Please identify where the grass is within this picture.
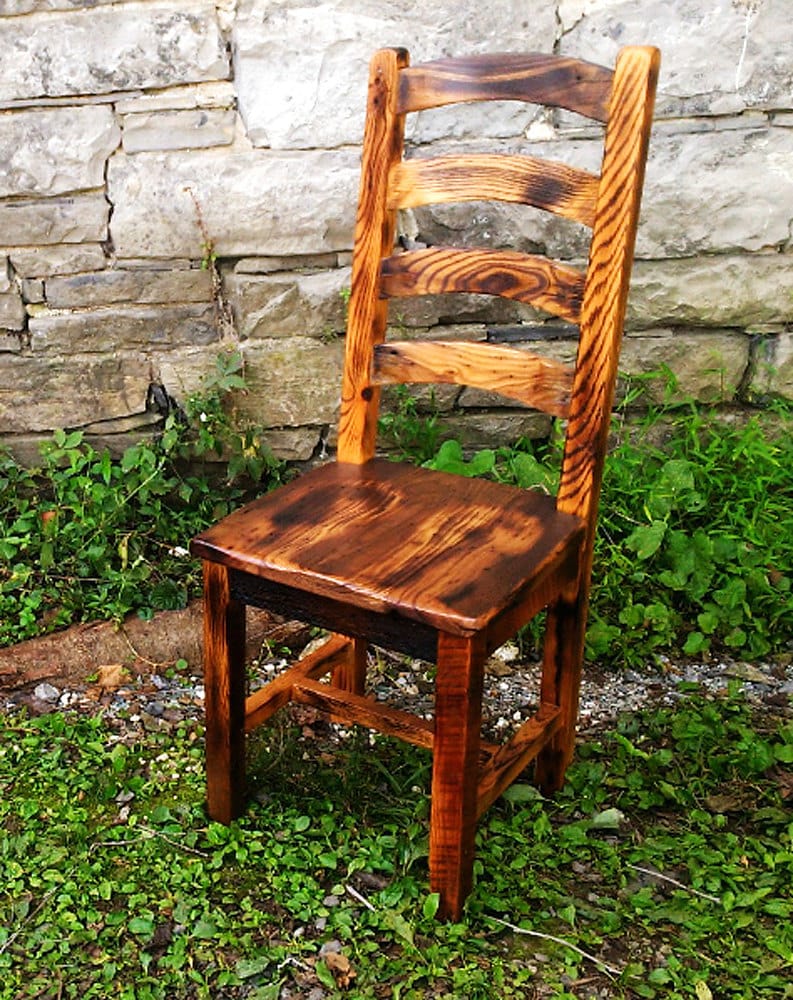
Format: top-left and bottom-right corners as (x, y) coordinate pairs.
(1, 688), (791, 999)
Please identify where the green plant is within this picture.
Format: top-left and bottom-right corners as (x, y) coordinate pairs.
(0, 351), (283, 647)
(1, 688), (791, 998)
(381, 387), (793, 666)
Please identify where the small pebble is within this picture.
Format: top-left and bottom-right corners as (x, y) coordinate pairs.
(33, 683), (59, 703)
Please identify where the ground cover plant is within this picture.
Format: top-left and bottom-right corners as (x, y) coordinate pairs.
(1, 688), (791, 998)
(0, 351), (283, 647)
(381, 386), (793, 669)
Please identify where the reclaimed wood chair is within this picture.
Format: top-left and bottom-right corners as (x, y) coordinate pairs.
(191, 45), (659, 920)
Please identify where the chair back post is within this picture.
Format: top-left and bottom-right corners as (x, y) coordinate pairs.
(557, 45), (660, 581)
(337, 47), (409, 464)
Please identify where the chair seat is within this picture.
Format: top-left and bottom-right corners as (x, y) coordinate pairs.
(191, 458), (585, 637)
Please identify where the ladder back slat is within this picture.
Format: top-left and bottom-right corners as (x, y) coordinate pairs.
(388, 154), (598, 227)
(372, 340), (573, 418)
(398, 53), (613, 121)
(380, 247), (584, 324)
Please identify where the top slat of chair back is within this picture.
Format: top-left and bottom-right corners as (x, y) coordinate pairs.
(337, 47), (659, 538)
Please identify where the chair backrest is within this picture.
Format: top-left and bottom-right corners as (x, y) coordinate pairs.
(337, 46), (659, 569)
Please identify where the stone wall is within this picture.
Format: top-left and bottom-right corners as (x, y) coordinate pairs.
(1, 0), (791, 463)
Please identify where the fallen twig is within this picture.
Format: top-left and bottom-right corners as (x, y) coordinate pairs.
(345, 883), (376, 911)
(486, 916), (623, 977)
(628, 863), (722, 904)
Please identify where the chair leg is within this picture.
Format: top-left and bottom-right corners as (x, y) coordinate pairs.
(430, 632), (485, 921)
(331, 635), (367, 695)
(202, 562), (247, 824)
(534, 593), (587, 795)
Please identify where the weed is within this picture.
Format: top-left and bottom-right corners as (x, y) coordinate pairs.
(0, 690), (790, 998)
(0, 351), (283, 647)
(379, 391), (793, 667)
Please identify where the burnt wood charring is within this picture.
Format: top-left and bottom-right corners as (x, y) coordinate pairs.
(191, 44), (659, 921)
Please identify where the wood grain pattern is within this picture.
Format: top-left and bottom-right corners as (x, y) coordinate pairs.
(388, 154), (598, 226)
(293, 678), (435, 749)
(192, 458), (585, 636)
(202, 562), (246, 824)
(337, 48), (408, 464)
(380, 248), (585, 323)
(244, 633), (352, 732)
(430, 632), (486, 921)
(372, 340), (573, 417)
(398, 52), (613, 122)
(193, 44), (660, 921)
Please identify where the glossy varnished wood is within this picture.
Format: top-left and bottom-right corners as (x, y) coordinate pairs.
(380, 248), (585, 323)
(337, 48), (408, 464)
(388, 154), (599, 226)
(193, 44), (659, 922)
(372, 340), (573, 417)
(398, 53), (613, 121)
(192, 459), (586, 636)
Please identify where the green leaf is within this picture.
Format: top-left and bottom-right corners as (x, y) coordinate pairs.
(128, 916), (155, 937)
(423, 893), (440, 920)
(627, 521), (667, 560)
(293, 815), (311, 832)
(590, 808), (624, 830)
(502, 783), (543, 803)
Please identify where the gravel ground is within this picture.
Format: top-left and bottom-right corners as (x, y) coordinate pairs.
(5, 637), (792, 742)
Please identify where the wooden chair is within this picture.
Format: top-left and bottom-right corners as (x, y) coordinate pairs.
(191, 45), (659, 921)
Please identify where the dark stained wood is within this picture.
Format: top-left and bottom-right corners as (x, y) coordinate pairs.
(192, 44), (659, 921)
(538, 47), (661, 791)
(192, 458), (585, 637)
(430, 632), (486, 921)
(228, 567), (439, 662)
(202, 562), (246, 824)
(388, 154), (598, 226)
(476, 702), (561, 817)
(380, 247), (585, 324)
(331, 635), (368, 696)
(398, 52), (613, 122)
(372, 340), (573, 417)
(292, 678), (436, 749)
(337, 48), (408, 464)
(244, 634), (352, 731)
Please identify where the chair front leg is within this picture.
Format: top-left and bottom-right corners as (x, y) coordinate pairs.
(202, 562), (247, 824)
(534, 592), (587, 795)
(430, 631), (486, 921)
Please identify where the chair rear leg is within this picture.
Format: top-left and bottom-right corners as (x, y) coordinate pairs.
(202, 562), (247, 824)
(331, 636), (368, 695)
(430, 632), (485, 921)
(534, 593), (587, 795)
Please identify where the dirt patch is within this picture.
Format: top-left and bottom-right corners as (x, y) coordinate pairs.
(0, 601), (311, 694)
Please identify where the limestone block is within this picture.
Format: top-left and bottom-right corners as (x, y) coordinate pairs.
(263, 427), (323, 462)
(155, 337), (345, 429)
(638, 127), (793, 256)
(0, 2), (229, 101)
(435, 411), (553, 451)
(226, 268), (350, 340)
(0, 107), (119, 199)
(1, 0), (117, 13)
(0, 352), (151, 433)
(115, 82), (236, 115)
(8, 244), (108, 278)
(620, 329), (750, 404)
(108, 147), (359, 259)
(0, 256), (9, 292)
(628, 254), (793, 329)
(0, 194), (109, 246)
(750, 331), (793, 400)
(29, 303), (220, 353)
(233, 0), (557, 149)
(46, 268), (212, 309)
(0, 331), (22, 354)
(0, 288), (25, 330)
(121, 109), (237, 153)
(560, 0), (793, 117)
(235, 337), (345, 428)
